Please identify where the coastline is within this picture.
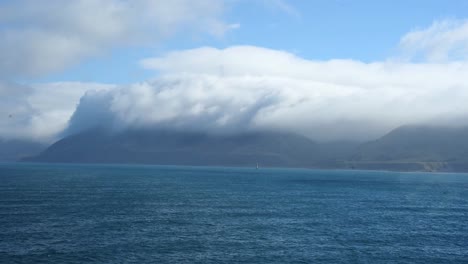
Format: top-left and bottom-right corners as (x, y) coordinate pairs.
(4, 160), (468, 175)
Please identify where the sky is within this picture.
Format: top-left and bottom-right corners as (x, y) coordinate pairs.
(2, 0), (468, 143)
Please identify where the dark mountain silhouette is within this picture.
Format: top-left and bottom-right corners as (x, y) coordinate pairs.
(21, 125), (468, 172)
(24, 128), (338, 167)
(349, 125), (468, 172)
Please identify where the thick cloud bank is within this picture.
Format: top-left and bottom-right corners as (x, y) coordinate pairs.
(67, 44), (468, 141)
(0, 0), (231, 142)
(4, 18), (468, 142)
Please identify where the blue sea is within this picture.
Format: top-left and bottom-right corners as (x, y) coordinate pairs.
(1, 163), (467, 263)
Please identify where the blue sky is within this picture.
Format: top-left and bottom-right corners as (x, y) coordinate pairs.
(35, 0), (468, 84)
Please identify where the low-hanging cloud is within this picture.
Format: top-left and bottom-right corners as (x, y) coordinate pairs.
(68, 42), (468, 142)
(0, 0), (233, 142)
(0, 81), (113, 142)
(6, 18), (468, 142)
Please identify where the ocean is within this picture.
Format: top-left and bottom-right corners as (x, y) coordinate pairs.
(0, 163), (467, 263)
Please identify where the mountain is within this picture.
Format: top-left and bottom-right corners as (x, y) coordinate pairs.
(22, 125), (468, 172)
(349, 125), (468, 172)
(24, 128), (339, 168)
(0, 139), (46, 162)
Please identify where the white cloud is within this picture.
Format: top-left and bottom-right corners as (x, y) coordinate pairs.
(68, 45), (468, 141)
(261, 0), (300, 18)
(399, 19), (468, 62)
(0, 81), (113, 142)
(0, 0), (231, 77)
(0, 0), (236, 141)
(5, 18), (468, 142)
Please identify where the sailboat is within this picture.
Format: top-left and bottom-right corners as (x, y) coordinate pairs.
(256, 162), (259, 169)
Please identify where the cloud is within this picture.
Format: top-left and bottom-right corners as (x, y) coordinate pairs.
(0, 0), (231, 77)
(261, 0), (300, 18)
(0, 81), (113, 142)
(67, 45), (468, 141)
(5, 18), (468, 142)
(399, 19), (468, 62)
(66, 75), (283, 136)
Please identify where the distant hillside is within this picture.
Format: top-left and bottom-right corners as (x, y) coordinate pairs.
(349, 125), (468, 172)
(24, 129), (341, 168)
(0, 139), (46, 162)
(22, 125), (468, 172)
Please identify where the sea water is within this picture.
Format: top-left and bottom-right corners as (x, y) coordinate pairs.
(0, 163), (467, 263)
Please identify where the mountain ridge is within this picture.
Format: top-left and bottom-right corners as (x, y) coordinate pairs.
(24, 129), (328, 167)
(21, 124), (468, 172)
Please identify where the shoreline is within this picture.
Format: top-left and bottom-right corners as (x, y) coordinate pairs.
(3, 161), (468, 175)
